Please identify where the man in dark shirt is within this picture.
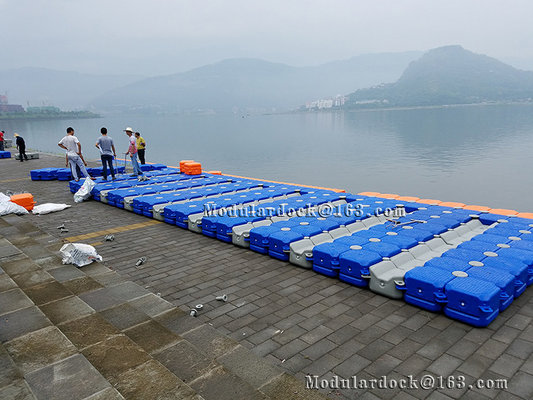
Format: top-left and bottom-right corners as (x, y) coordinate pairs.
(14, 133), (28, 162)
(0, 130), (5, 151)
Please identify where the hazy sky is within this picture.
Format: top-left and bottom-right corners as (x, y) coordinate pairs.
(1, 0), (532, 76)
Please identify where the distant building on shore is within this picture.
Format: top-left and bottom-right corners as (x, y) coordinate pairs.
(0, 95), (24, 113)
(305, 95), (346, 110)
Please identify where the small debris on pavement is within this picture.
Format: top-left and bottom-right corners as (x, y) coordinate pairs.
(135, 256), (146, 267)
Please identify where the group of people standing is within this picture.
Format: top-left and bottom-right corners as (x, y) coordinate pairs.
(0, 130), (28, 161)
(58, 126), (147, 182)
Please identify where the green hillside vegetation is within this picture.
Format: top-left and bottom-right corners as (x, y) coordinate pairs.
(344, 45), (533, 108)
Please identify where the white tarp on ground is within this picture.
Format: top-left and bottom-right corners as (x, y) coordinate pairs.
(32, 203), (71, 215)
(0, 193), (29, 216)
(74, 178), (95, 203)
(60, 243), (102, 267)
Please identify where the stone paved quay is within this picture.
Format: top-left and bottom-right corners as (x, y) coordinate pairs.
(1, 153), (533, 400)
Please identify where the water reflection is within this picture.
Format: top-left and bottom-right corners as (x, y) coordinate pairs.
(1, 104), (532, 211)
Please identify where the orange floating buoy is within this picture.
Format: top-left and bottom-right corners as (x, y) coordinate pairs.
(463, 205), (491, 212)
(206, 170), (222, 175)
(358, 191), (381, 196)
(439, 201), (466, 208)
(515, 212), (533, 219)
(396, 196), (420, 202)
(418, 198), (442, 205)
(179, 160), (194, 172)
(10, 193), (36, 211)
(489, 208), (518, 216)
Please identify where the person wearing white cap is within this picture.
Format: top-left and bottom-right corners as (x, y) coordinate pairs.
(124, 127), (146, 181)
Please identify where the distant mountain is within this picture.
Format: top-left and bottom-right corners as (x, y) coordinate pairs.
(89, 52), (421, 113)
(0, 68), (143, 109)
(344, 46), (533, 108)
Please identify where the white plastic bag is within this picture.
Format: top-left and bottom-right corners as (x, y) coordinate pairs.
(32, 203), (72, 215)
(0, 192), (29, 216)
(73, 178), (95, 203)
(60, 243), (102, 267)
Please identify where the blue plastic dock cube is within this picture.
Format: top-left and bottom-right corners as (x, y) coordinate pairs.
(339, 248), (382, 287)
(444, 277), (500, 327)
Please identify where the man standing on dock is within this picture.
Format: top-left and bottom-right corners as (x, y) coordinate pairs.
(135, 131), (146, 164)
(124, 127), (147, 181)
(14, 133), (28, 162)
(0, 130), (4, 151)
(95, 127), (116, 181)
(58, 127), (92, 182)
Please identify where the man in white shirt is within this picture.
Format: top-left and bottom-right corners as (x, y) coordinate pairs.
(58, 127), (91, 182)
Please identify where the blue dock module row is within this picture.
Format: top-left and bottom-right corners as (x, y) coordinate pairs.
(201, 189), (311, 241)
(247, 192), (348, 255)
(105, 178), (243, 209)
(132, 180), (260, 217)
(123, 176), (234, 210)
(288, 197), (401, 268)
(314, 206), (479, 285)
(403, 267), (501, 327)
(30, 168), (60, 181)
(196, 186), (303, 236)
(139, 163), (168, 171)
(92, 173), (209, 200)
(369, 210), (488, 299)
(162, 183), (274, 228)
(0, 151), (12, 158)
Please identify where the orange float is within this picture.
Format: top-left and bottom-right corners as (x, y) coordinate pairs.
(463, 205), (491, 212)
(418, 198), (442, 205)
(10, 193), (36, 211)
(439, 201), (466, 208)
(489, 208), (518, 216)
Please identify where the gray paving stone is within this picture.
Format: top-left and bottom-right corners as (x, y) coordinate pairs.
(10, 269), (54, 289)
(59, 313), (121, 350)
(0, 238), (21, 259)
(25, 354), (110, 400)
(99, 302), (151, 331)
(488, 354), (523, 378)
(332, 353), (371, 379)
(0, 288), (34, 316)
(0, 306), (51, 342)
(506, 371), (533, 399)
(124, 320), (180, 354)
(154, 339), (216, 383)
(128, 293), (175, 317)
(4, 326), (77, 374)
(426, 354), (463, 377)
(47, 265), (86, 282)
(182, 324), (239, 359)
(0, 274), (17, 293)
(190, 365), (267, 400)
(40, 296), (94, 324)
(82, 387), (125, 400)
(24, 281), (73, 306)
(0, 379), (36, 400)
(217, 345), (283, 389)
(112, 359), (199, 400)
(301, 338), (337, 361)
(0, 345), (22, 388)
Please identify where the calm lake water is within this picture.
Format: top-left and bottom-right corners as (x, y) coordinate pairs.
(2, 104), (533, 212)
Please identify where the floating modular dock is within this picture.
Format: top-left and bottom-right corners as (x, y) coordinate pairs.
(30, 164), (533, 327)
